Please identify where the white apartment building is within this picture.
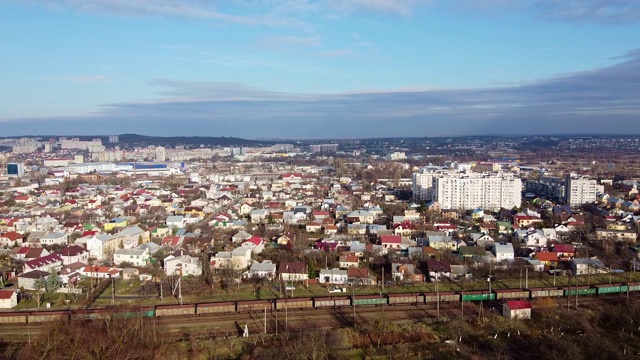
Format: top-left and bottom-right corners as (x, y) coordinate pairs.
(434, 172), (522, 211)
(565, 176), (597, 207)
(412, 166), (447, 201)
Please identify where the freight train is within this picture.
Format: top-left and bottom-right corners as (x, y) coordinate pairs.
(2, 281), (638, 324)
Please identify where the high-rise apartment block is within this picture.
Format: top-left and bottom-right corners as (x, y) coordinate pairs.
(412, 167), (522, 211)
(565, 176), (597, 207)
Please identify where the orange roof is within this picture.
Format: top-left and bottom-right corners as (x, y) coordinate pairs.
(535, 252), (558, 262)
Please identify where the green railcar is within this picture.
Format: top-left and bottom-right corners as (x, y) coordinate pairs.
(564, 286), (596, 296)
(627, 282), (640, 292)
(595, 283), (626, 295)
(461, 291), (495, 301)
(351, 295), (387, 306)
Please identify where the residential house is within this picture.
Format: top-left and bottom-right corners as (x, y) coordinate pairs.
(0, 231), (23, 247)
(103, 217), (128, 231)
(475, 234), (495, 249)
(248, 260), (277, 279)
(24, 253), (63, 273)
(552, 244), (575, 259)
(595, 229), (638, 242)
(33, 216), (60, 232)
(276, 232), (295, 246)
(381, 235), (402, 250)
(210, 251), (232, 270)
(339, 254), (359, 269)
(347, 224), (367, 235)
(115, 225), (150, 249)
(346, 210), (374, 224)
(279, 261), (308, 282)
(542, 228), (558, 242)
(231, 247), (252, 269)
(391, 263), (424, 282)
(348, 267), (375, 285)
(18, 270), (50, 290)
(78, 233), (118, 259)
(493, 243), (515, 262)
(166, 215), (185, 228)
(54, 245), (89, 265)
(318, 268), (349, 284)
(517, 229), (548, 250)
(164, 253), (203, 276)
(241, 236), (265, 254)
(427, 259), (452, 281)
(114, 248), (150, 267)
(428, 234), (457, 251)
(232, 230), (253, 244)
(534, 252), (559, 265)
(80, 266), (120, 279)
(306, 221), (322, 233)
(40, 232), (68, 246)
(571, 258), (607, 275)
(250, 209), (269, 224)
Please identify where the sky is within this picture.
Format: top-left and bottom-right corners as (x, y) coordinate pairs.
(0, 0), (639, 139)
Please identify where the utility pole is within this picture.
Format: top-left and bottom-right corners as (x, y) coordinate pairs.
(553, 262), (557, 287)
(567, 274), (570, 311)
(382, 267), (385, 290)
(461, 277), (464, 316)
(519, 268), (522, 289)
(111, 275), (115, 303)
(525, 267), (529, 289)
(179, 268), (183, 305)
(352, 285), (356, 326)
(436, 271), (440, 321)
(264, 307), (267, 334)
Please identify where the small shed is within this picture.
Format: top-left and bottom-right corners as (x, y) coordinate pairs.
(0, 290), (18, 309)
(503, 300), (532, 320)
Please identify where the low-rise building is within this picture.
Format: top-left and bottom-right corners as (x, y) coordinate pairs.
(318, 268), (349, 284)
(114, 248), (150, 267)
(503, 300), (532, 320)
(248, 260), (277, 279)
(0, 290), (18, 309)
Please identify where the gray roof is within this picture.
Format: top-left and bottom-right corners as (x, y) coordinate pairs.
(115, 248), (147, 256)
(250, 260), (276, 272)
(117, 225), (145, 237)
(494, 243), (514, 254)
(319, 268), (348, 276)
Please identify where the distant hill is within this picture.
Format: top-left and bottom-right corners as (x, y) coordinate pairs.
(115, 134), (268, 147)
(0, 134), (269, 148)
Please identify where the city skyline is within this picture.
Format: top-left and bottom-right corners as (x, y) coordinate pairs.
(1, 0), (639, 138)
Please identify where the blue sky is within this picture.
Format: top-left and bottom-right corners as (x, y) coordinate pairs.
(1, 0), (639, 138)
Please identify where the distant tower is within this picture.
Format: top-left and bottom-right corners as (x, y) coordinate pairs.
(155, 146), (166, 162)
(108, 135), (119, 143)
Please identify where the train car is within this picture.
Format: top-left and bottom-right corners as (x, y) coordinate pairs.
(236, 300), (274, 313)
(275, 298), (314, 310)
(155, 304), (196, 317)
(529, 287), (563, 298)
(594, 283), (627, 295)
(387, 293), (424, 305)
(333, 296), (350, 307)
(123, 306), (155, 318)
(494, 289), (529, 300)
(351, 295), (387, 306)
(425, 291), (459, 303)
(0, 312), (28, 324)
(313, 296), (336, 308)
(196, 302), (236, 315)
(563, 285), (596, 297)
(28, 310), (71, 323)
(626, 282), (640, 292)
(461, 290), (495, 302)
(73, 308), (112, 320)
